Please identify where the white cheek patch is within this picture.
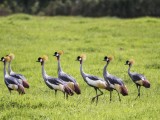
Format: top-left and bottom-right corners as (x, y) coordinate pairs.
(40, 59), (43, 62)
(56, 54), (59, 57)
(2, 59), (5, 62)
(79, 58), (82, 61)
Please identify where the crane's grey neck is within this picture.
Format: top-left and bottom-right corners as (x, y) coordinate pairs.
(58, 58), (62, 72)
(103, 62), (109, 76)
(80, 61), (85, 78)
(128, 64), (132, 76)
(8, 61), (13, 74)
(4, 62), (8, 77)
(103, 62), (111, 85)
(41, 62), (47, 80)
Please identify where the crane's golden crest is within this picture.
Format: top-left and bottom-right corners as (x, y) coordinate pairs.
(108, 56), (113, 61)
(4, 56), (10, 62)
(9, 53), (15, 60)
(41, 55), (48, 61)
(129, 59), (135, 64)
(80, 54), (86, 60)
(58, 50), (64, 55)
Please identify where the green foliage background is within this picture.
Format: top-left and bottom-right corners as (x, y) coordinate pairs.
(0, 0), (160, 17)
(0, 14), (160, 119)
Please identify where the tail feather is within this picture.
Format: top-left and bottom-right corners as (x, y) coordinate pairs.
(143, 80), (150, 88)
(22, 80), (29, 88)
(18, 85), (25, 94)
(64, 85), (74, 96)
(121, 86), (128, 96)
(74, 84), (81, 94)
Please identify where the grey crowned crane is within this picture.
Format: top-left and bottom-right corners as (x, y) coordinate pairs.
(53, 51), (81, 95)
(103, 56), (128, 101)
(0, 56), (25, 94)
(125, 60), (150, 99)
(6, 53), (29, 88)
(76, 54), (110, 104)
(36, 55), (74, 99)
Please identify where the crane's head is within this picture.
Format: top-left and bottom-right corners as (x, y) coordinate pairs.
(103, 56), (113, 63)
(6, 53), (15, 62)
(36, 55), (48, 65)
(53, 50), (64, 60)
(125, 60), (134, 66)
(0, 56), (10, 63)
(76, 54), (86, 64)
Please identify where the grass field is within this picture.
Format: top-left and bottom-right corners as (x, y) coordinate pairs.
(0, 14), (160, 120)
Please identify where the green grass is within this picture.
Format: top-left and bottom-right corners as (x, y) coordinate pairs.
(0, 14), (160, 120)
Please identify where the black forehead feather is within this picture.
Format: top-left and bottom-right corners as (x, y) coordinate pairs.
(38, 57), (41, 60)
(104, 56), (108, 59)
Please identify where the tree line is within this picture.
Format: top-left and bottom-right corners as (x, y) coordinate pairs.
(0, 0), (160, 18)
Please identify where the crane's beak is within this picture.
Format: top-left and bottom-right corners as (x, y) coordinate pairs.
(36, 61), (39, 62)
(53, 54), (56, 56)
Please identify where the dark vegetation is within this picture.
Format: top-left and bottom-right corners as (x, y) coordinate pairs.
(0, 0), (160, 17)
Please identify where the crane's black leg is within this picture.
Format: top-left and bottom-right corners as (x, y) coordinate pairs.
(96, 89), (103, 104)
(91, 88), (97, 103)
(110, 91), (112, 102)
(55, 90), (57, 97)
(66, 94), (68, 100)
(138, 86), (141, 98)
(92, 88), (103, 104)
(117, 91), (121, 102)
(9, 90), (11, 95)
(64, 92), (65, 99)
(135, 85), (141, 100)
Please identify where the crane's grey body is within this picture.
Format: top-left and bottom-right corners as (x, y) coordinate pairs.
(8, 62), (26, 80)
(103, 63), (124, 86)
(1, 58), (24, 94)
(41, 62), (66, 91)
(37, 57), (74, 98)
(103, 57), (128, 101)
(77, 57), (109, 104)
(58, 60), (76, 83)
(54, 52), (81, 94)
(128, 66), (146, 82)
(126, 60), (150, 99)
(8, 61), (29, 88)
(80, 62), (106, 88)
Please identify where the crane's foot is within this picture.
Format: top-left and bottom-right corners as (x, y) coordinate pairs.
(135, 93), (140, 100)
(66, 94), (68, 100)
(110, 98), (112, 103)
(91, 97), (96, 103)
